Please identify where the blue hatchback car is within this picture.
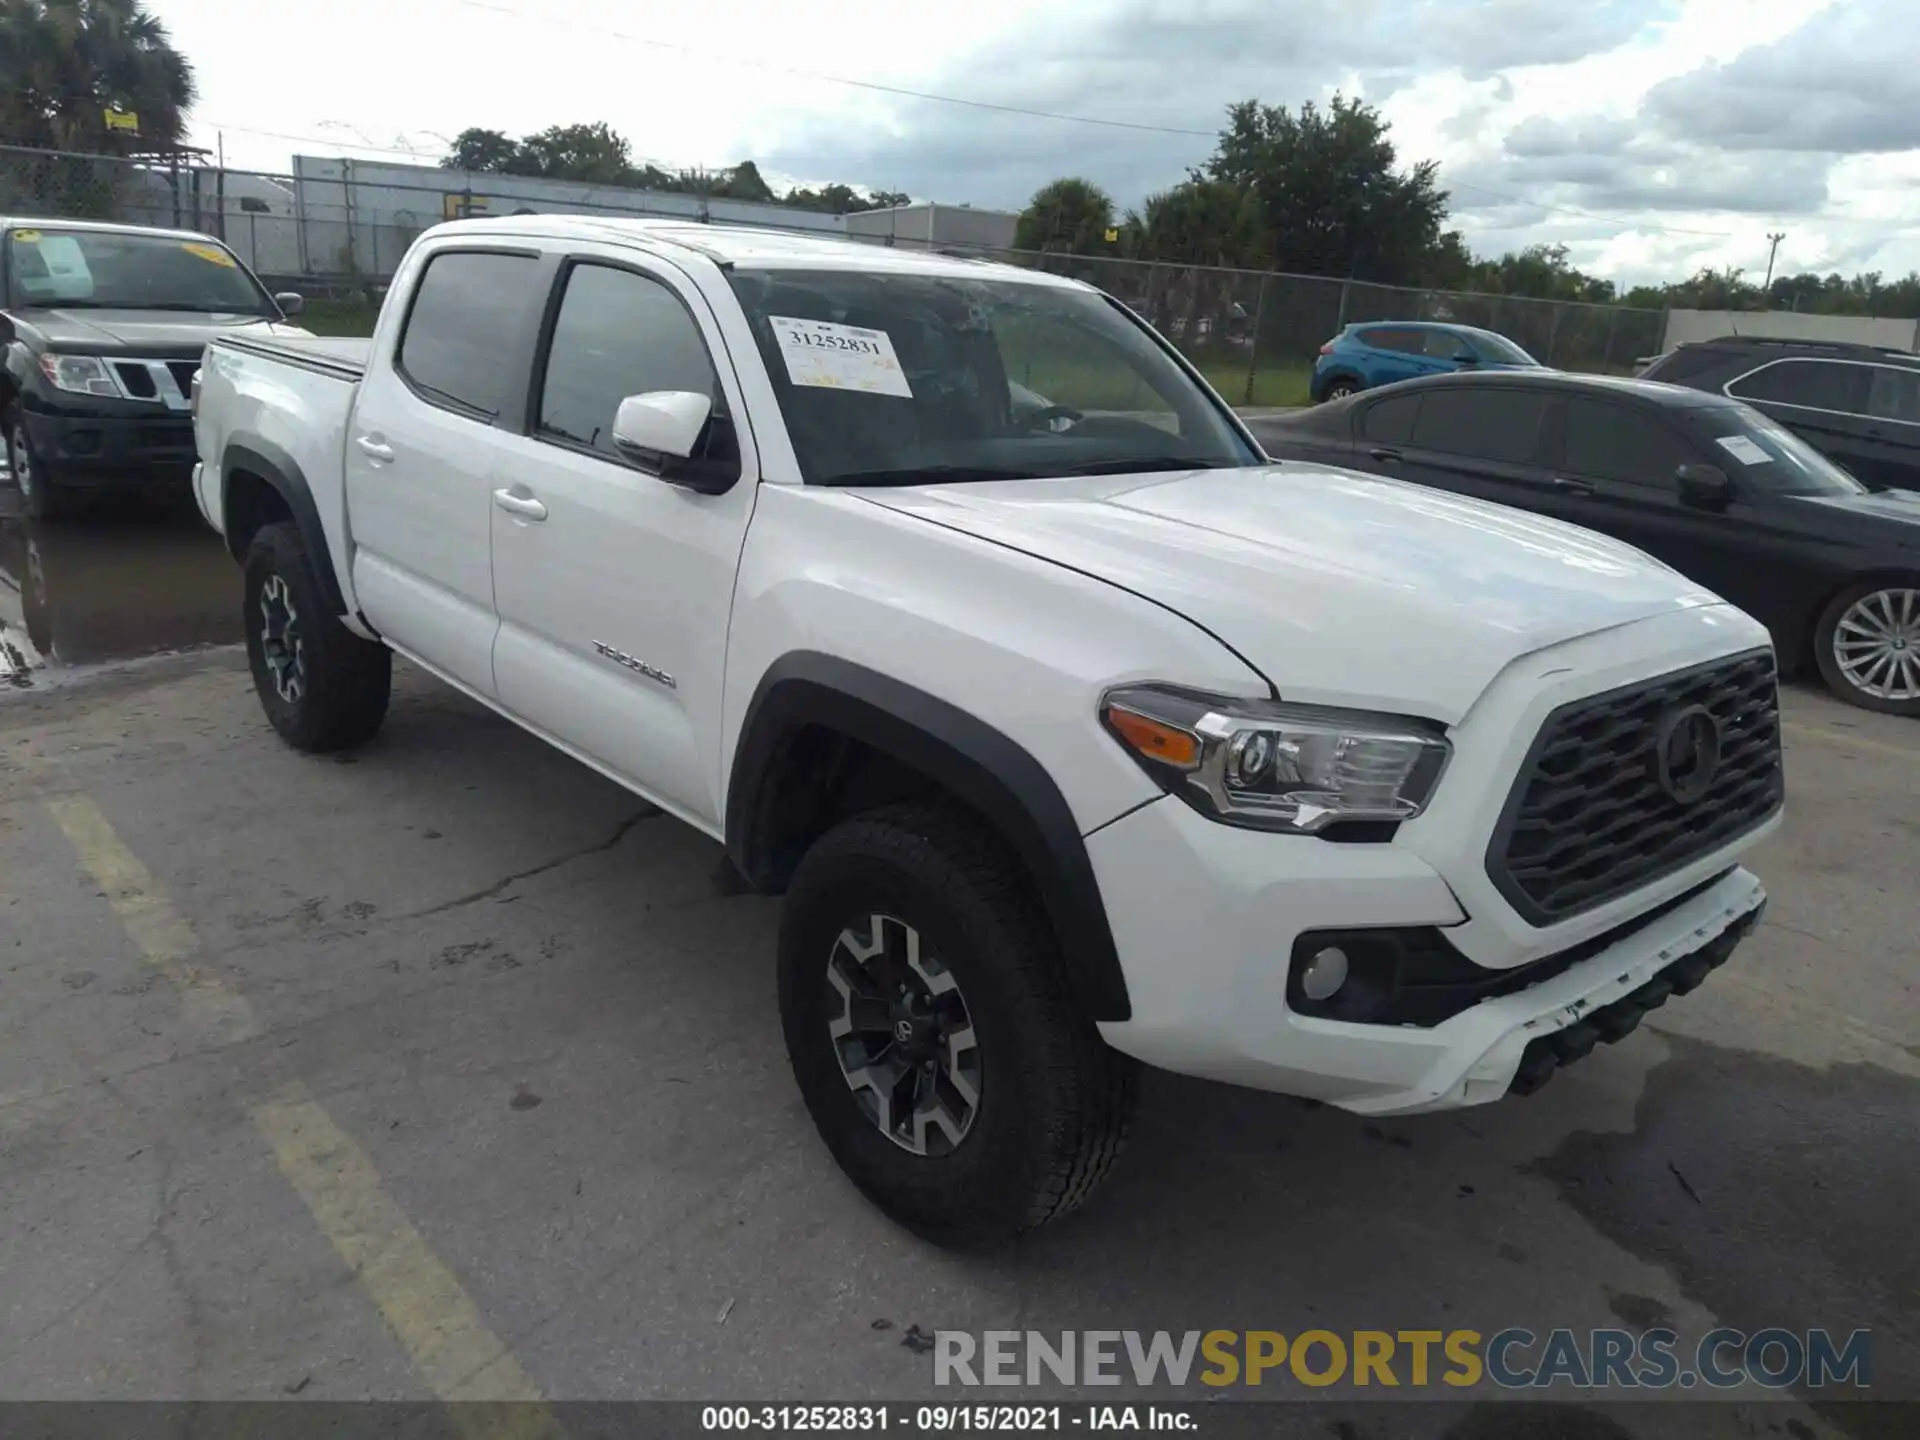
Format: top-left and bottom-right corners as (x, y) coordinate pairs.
(1311, 322), (1542, 403)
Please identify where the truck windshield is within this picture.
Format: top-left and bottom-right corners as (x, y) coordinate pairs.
(6, 227), (274, 315)
(725, 266), (1260, 486)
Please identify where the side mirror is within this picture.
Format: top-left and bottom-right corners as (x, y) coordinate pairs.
(1452, 351), (1479, 365)
(613, 391), (711, 461)
(612, 390), (739, 494)
(274, 291), (305, 317)
(1677, 462), (1734, 508)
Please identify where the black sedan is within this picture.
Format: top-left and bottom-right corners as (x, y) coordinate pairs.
(1252, 370), (1920, 716)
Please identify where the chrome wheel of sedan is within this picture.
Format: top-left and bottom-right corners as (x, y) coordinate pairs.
(825, 912), (980, 1156)
(1831, 587), (1920, 702)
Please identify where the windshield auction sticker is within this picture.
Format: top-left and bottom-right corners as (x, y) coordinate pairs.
(182, 242), (238, 268)
(769, 316), (913, 398)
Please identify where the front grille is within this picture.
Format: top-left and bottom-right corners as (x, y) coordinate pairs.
(1488, 650), (1782, 925)
(111, 361), (158, 398)
(167, 360), (200, 395)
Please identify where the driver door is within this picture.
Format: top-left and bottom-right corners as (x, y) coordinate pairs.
(487, 253), (761, 829)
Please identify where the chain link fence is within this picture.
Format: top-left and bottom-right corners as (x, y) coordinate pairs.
(3, 142), (1666, 400)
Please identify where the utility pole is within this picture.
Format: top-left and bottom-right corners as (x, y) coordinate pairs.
(1763, 232), (1786, 297)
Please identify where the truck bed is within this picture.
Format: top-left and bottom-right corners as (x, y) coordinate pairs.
(216, 332), (369, 380)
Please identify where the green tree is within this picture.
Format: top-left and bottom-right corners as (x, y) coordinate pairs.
(0, 0), (195, 150)
(1205, 93), (1450, 284)
(516, 122), (635, 183)
(440, 127), (525, 173)
(1014, 177), (1116, 253)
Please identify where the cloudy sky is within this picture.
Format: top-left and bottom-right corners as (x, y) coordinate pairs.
(153, 0), (1917, 284)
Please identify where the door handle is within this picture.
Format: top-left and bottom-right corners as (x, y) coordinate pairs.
(1368, 447), (1403, 463)
(493, 488), (547, 521)
(1550, 476), (1595, 497)
(355, 435), (394, 463)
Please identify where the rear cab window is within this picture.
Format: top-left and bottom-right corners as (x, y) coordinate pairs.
(396, 249), (541, 417)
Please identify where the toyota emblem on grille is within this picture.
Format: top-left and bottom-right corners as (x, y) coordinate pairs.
(1654, 703), (1722, 803)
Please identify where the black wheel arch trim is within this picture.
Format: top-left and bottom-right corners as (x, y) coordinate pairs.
(221, 439), (348, 618)
(726, 651), (1132, 1022)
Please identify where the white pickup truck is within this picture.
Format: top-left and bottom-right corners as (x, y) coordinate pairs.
(192, 217), (1783, 1241)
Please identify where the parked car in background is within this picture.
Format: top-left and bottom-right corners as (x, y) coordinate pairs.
(1639, 337), (1920, 494)
(1, 218), (309, 520)
(1311, 321), (1541, 402)
(1256, 370), (1920, 715)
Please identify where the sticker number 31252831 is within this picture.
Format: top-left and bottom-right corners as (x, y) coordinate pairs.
(769, 315), (913, 398)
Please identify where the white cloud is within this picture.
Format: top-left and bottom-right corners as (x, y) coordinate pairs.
(147, 0), (1920, 286)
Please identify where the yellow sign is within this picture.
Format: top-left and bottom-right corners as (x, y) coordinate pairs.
(104, 109), (140, 133)
(13, 229), (41, 243)
(1104, 228), (1119, 243)
(182, 242), (237, 268)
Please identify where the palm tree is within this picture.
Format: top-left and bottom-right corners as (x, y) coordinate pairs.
(0, 0), (196, 151)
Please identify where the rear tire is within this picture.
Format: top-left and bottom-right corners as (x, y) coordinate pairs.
(242, 521), (392, 751)
(1813, 579), (1920, 716)
(777, 802), (1137, 1245)
(1322, 378), (1359, 402)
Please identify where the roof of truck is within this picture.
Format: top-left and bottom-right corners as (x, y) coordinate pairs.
(2, 215), (223, 243)
(421, 214), (1081, 285)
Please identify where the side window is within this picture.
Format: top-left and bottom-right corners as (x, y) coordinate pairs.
(1358, 327), (1420, 354)
(1360, 393), (1420, 443)
(1867, 365), (1920, 425)
(396, 250), (538, 416)
(1560, 400), (1693, 488)
(1409, 390), (1547, 463)
(1422, 330), (1468, 358)
(1727, 359), (1871, 415)
(537, 263), (718, 459)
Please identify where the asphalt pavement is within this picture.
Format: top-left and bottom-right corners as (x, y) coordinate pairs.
(1, 485), (1916, 1440)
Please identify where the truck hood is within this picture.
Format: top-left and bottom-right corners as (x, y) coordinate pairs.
(856, 462), (1726, 723)
(15, 307), (309, 358)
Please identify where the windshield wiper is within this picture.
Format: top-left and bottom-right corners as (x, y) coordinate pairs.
(822, 464), (1042, 487)
(1056, 456), (1240, 476)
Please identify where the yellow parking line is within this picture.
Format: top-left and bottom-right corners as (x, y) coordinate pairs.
(1782, 720), (1920, 764)
(46, 793), (560, 1440)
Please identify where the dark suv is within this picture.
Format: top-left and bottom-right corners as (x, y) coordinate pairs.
(1640, 336), (1920, 493)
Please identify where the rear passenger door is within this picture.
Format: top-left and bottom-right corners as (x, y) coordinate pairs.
(1354, 328), (1430, 387)
(345, 244), (546, 696)
(1862, 363), (1920, 492)
(1388, 386), (1556, 513)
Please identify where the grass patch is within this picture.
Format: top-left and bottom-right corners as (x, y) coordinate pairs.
(1194, 361), (1312, 408)
(297, 299), (380, 337)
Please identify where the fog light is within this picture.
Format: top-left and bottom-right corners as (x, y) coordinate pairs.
(1300, 945), (1350, 1002)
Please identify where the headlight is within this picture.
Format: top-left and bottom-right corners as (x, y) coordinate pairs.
(38, 353), (124, 398)
(1101, 684), (1450, 833)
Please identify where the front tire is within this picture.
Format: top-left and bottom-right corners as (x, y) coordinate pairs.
(242, 521), (392, 751)
(1813, 580), (1920, 716)
(778, 802), (1137, 1245)
(8, 417), (66, 521)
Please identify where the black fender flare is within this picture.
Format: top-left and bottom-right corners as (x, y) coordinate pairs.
(726, 652), (1132, 1022)
(221, 439), (347, 617)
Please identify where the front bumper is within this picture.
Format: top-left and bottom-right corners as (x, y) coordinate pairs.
(24, 409), (195, 485)
(1089, 787), (1767, 1113)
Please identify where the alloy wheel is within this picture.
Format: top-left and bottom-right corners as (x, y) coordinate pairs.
(259, 572), (306, 704)
(9, 425), (33, 503)
(1832, 587), (1920, 702)
(825, 912), (981, 1156)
